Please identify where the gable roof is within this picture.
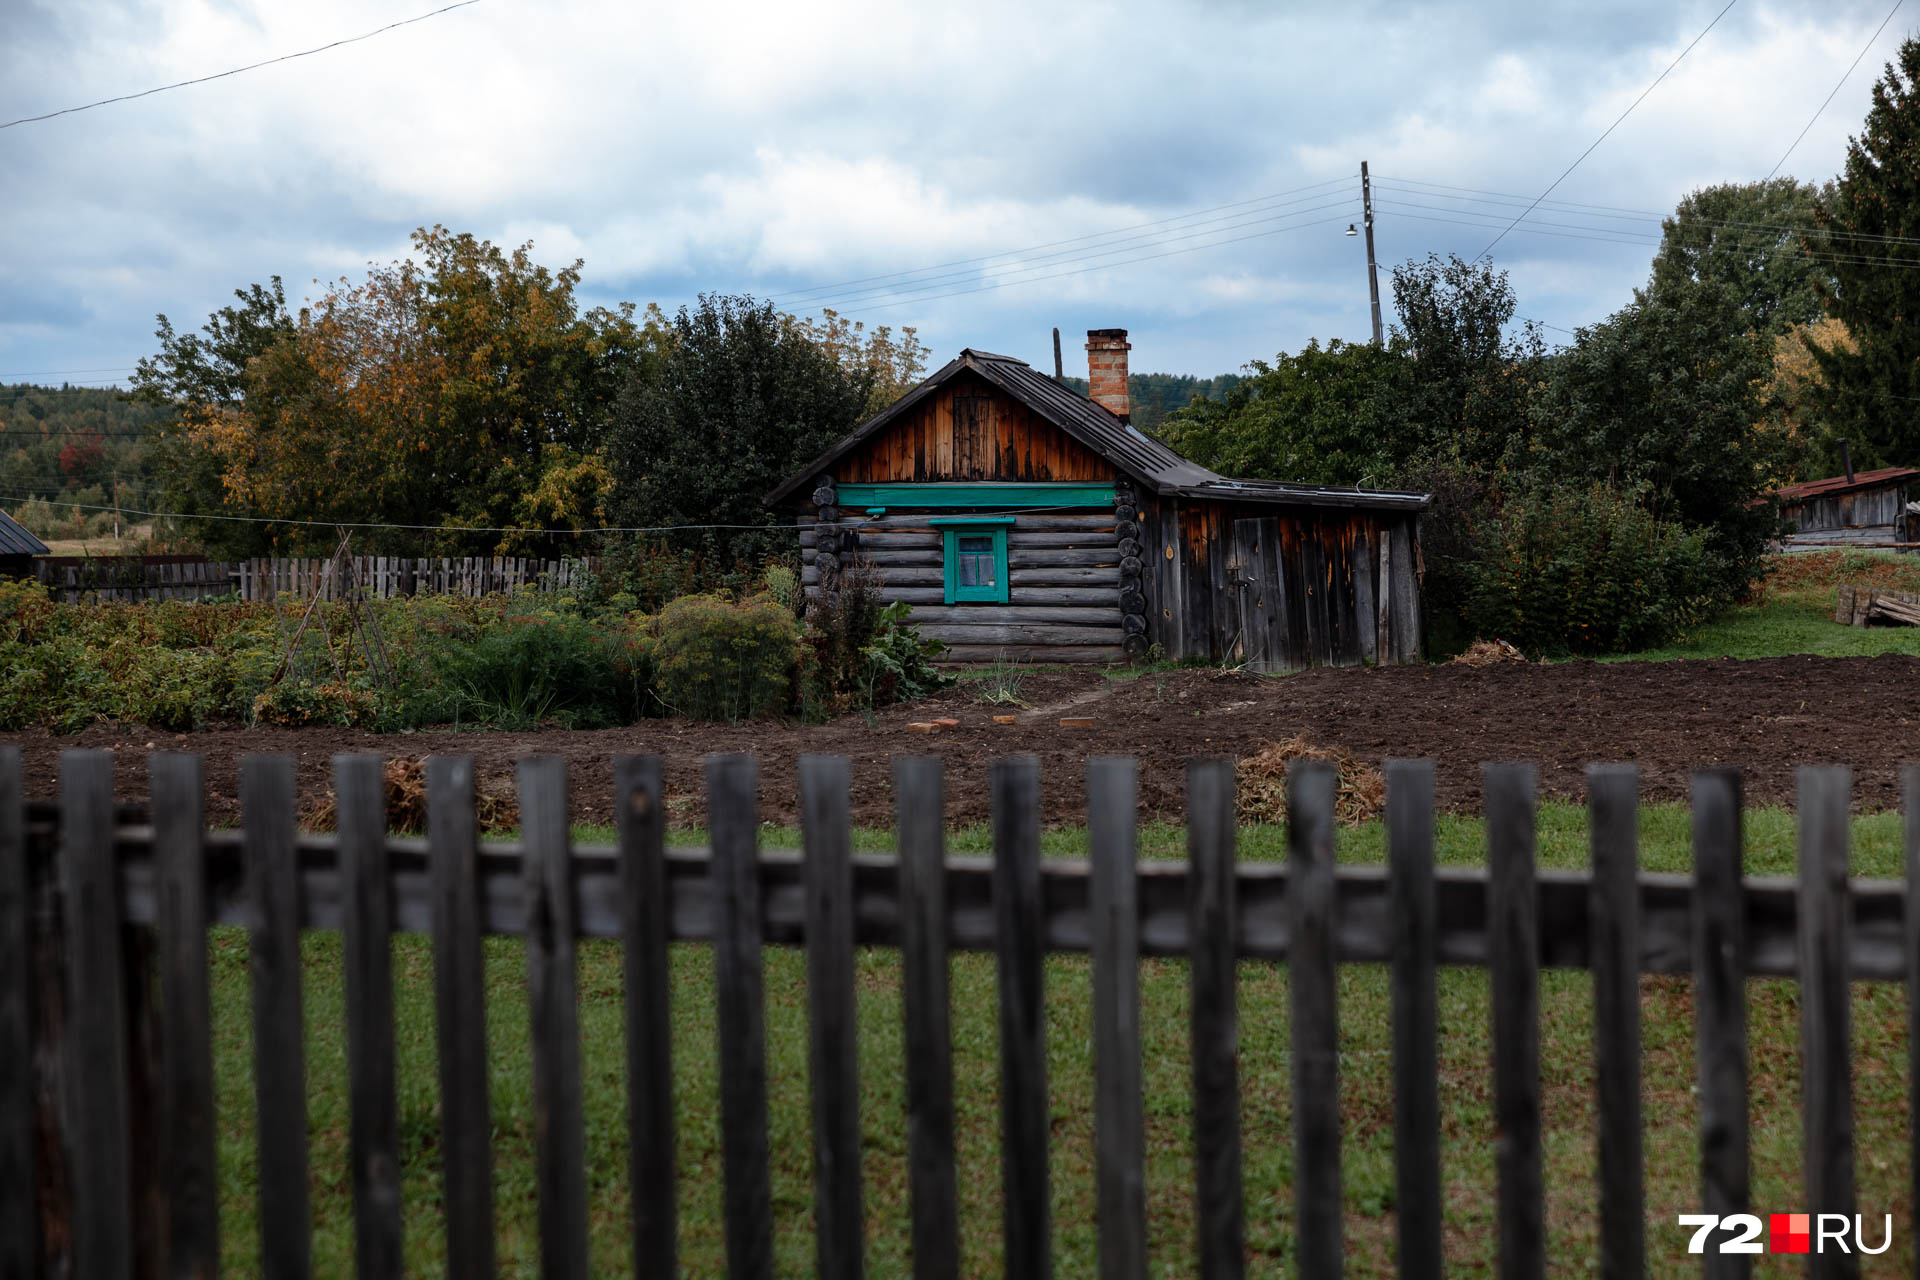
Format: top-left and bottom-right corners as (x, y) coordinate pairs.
(767, 348), (1428, 512)
(0, 510), (48, 557)
(1772, 466), (1919, 504)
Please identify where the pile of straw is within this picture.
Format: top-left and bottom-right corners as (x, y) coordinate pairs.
(1235, 734), (1386, 827)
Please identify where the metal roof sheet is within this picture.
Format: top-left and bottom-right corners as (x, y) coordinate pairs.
(767, 348), (1428, 512)
(0, 509), (49, 557)
(1771, 466), (1919, 504)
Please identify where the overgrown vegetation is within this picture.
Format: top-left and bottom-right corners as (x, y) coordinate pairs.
(0, 569), (944, 732)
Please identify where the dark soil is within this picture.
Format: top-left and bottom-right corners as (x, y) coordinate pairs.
(11, 654), (1918, 829)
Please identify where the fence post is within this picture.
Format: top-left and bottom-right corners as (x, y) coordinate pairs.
(1186, 758), (1242, 1280)
(1386, 760), (1441, 1280)
(993, 757), (1050, 1280)
(1486, 762), (1543, 1280)
(337, 754), (401, 1278)
(894, 756), (958, 1280)
(0, 747), (35, 1277)
(708, 754), (772, 1280)
(616, 755), (676, 1279)
(241, 755), (310, 1280)
(1088, 757), (1145, 1280)
(1289, 759), (1343, 1277)
(522, 756), (588, 1280)
(1691, 769), (1748, 1280)
(1908, 766), (1920, 1270)
(153, 753), (219, 1276)
(58, 750), (133, 1280)
(800, 755), (864, 1280)
(1588, 765), (1643, 1279)
(427, 757), (495, 1278)
(1798, 766), (1856, 1277)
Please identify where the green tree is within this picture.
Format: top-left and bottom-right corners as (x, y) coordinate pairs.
(1155, 340), (1409, 486)
(606, 294), (875, 565)
(1807, 35), (1920, 468)
(1529, 279), (1777, 600)
(1389, 252), (1545, 477)
(1643, 178), (1834, 335)
(133, 230), (649, 555)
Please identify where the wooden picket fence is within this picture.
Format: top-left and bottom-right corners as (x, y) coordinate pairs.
(34, 555), (593, 603)
(3, 749), (1915, 1278)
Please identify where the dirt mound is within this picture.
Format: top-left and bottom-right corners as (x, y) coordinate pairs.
(1236, 734), (1385, 826)
(302, 756), (520, 834)
(1451, 639), (1526, 666)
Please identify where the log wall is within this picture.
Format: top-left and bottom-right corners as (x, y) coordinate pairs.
(800, 509), (1124, 663)
(835, 372), (1112, 484)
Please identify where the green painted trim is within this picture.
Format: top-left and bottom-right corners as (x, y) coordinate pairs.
(941, 525), (1009, 604)
(927, 516), (1017, 527)
(837, 482), (1115, 508)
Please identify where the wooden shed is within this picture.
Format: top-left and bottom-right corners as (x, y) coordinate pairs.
(0, 510), (48, 580)
(767, 332), (1429, 668)
(1772, 465), (1920, 549)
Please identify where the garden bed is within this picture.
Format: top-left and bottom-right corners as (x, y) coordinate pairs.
(11, 651), (1919, 826)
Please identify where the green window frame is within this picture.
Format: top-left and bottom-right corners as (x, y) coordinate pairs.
(932, 516), (1013, 604)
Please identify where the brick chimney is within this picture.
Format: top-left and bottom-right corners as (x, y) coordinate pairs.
(1085, 328), (1131, 422)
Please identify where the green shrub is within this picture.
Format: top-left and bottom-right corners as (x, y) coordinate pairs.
(860, 601), (951, 705)
(653, 594), (799, 721)
(1464, 483), (1714, 654)
(430, 608), (652, 729)
(252, 679), (378, 728)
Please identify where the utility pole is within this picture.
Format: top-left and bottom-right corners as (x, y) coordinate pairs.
(1052, 327), (1064, 381)
(1362, 160), (1383, 345)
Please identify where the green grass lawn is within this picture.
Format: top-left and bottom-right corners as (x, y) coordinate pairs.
(1610, 549), (1920, 663)
(200, 806), (1917, 1276)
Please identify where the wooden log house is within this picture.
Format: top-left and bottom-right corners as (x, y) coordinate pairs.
(767, 330), (1429, 668)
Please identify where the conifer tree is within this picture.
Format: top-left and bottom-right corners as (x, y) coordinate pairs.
(1809, 36), (1920, 468)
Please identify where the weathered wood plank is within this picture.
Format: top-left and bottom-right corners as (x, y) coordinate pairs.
(1187, 758), (1244, 1279)
(337, 754), (401, 1277)
(241, 756), (310, 1280)
(915, 624), (1125, 647)
(61, 749), (133, 1280)
(1088, 757), (1146, 1280)
(1692, 769), (1748, 1280)
(0, 747), (32, 1279)
(427, 757), (494, 1278)
(1386, 761), (1440, 1280)
(937, 644), (1126, 663)
(709, 754), (773, 1280)
(1587, 765), (1643, 1280)
(522, 755), (589, 1279)
(801, 755), (865, 1280)
(1289, 759), (1342, 1277)
(154, 752), (220, 1277)
(904, 605), (1119, 627)
(1798, 765), (1857, 1268)
(993, 756), (1051, 1280)
(1908, 764), (1920, 1264)
(874, 566), (1120, 588)
(894, 757), (958, 1280)
(617, 755), (676, 1278)
(1487, 762), (1543, 1280)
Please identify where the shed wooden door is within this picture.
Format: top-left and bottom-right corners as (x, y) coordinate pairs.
(1231, 517), (1295, 672)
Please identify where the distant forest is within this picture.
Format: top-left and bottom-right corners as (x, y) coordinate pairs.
(0, 383), (164, 541)
(1058, 371), (1242, 436)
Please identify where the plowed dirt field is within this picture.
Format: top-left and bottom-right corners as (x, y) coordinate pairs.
(10, 653), (1918, 828)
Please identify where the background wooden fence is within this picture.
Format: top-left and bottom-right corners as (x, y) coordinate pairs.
(4, 748), (1916, 1278)
(34, 555), (594, 603)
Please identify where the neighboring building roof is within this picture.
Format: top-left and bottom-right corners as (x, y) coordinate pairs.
(1772, 466), (1920, 504)
(767, 348), (1429, 512)
(0, 510), (48, 557)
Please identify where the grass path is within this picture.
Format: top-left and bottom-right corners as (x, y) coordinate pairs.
(201, 806), (1915, 1277)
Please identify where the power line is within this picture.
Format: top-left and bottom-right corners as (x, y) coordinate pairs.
(0, 0), (482, 131)
(770, 175), (1354, 305)
(1474, 0), (1741, 262)
(795, 196), (1358, 312)
(1768, 0), (1905, 180)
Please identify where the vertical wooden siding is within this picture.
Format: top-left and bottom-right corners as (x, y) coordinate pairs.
(836, 375), (1113, 484)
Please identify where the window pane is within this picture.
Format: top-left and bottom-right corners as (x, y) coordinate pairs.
(956, 534), (995, 589)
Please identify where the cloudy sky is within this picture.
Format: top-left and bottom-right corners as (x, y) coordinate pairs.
(0, 0), (1910, 386)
